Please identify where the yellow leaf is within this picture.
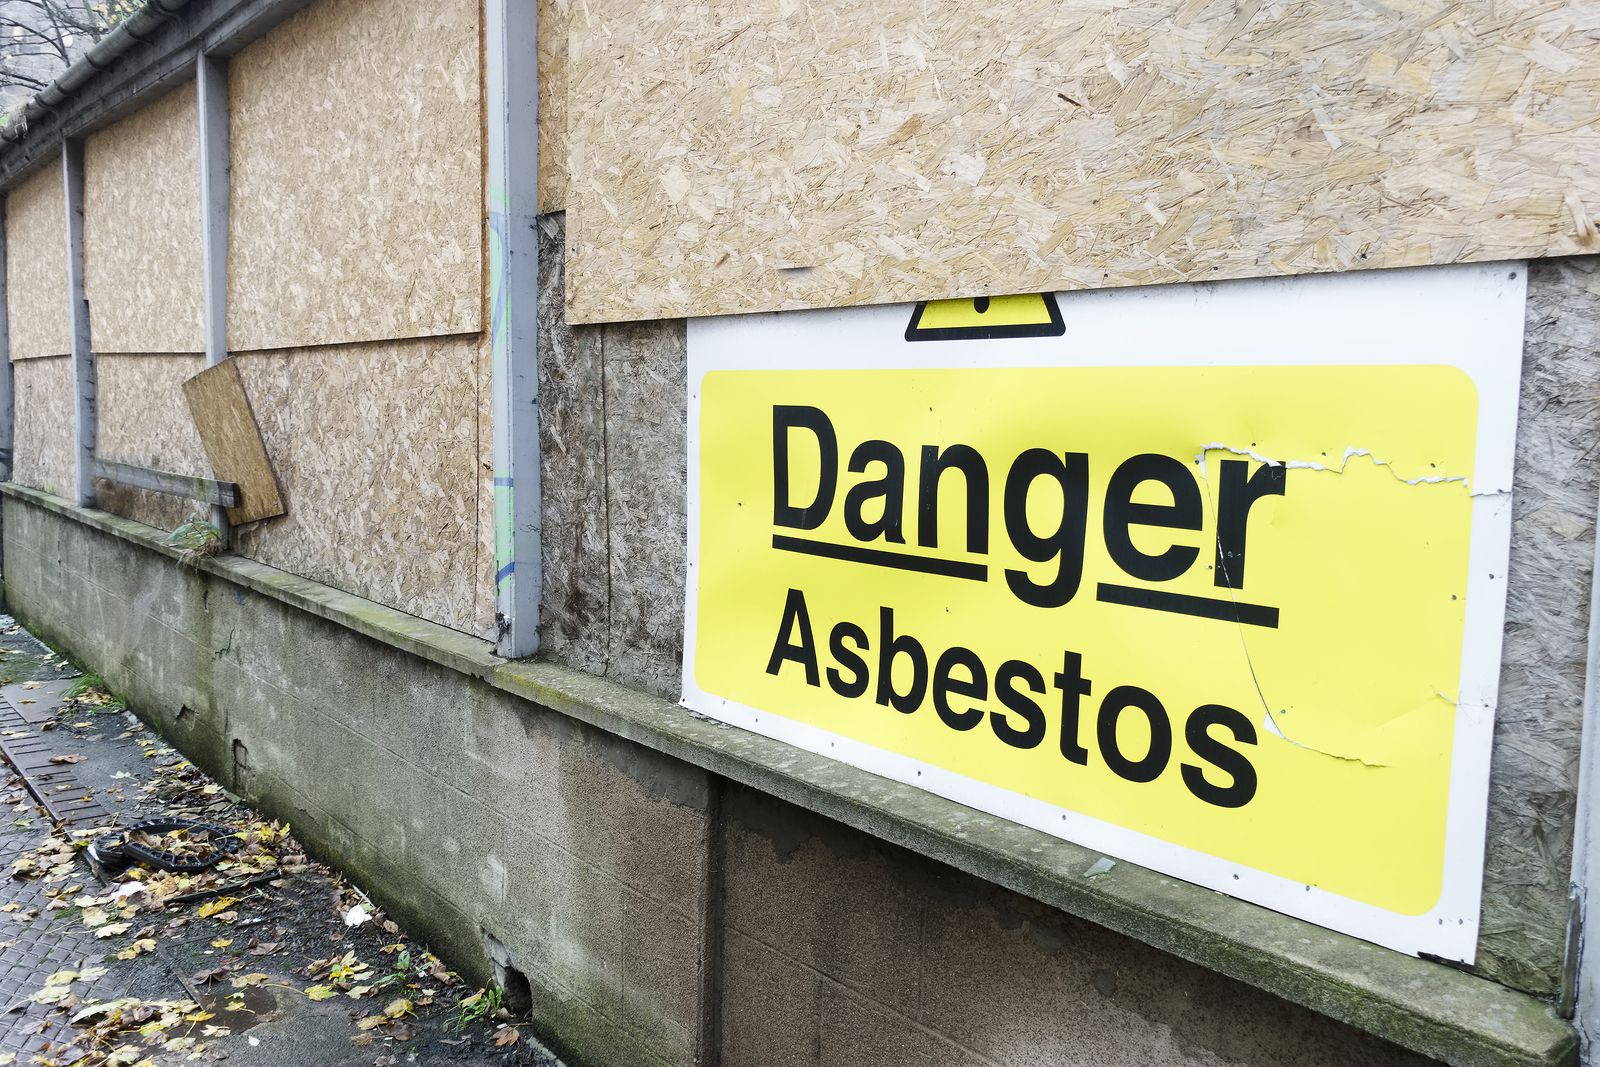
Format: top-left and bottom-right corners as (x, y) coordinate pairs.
(355, 1015), (387, 1031)
(197, 897), (239, 919)
(94, 922), (132, 939)
(29, 985), (71, 1004)
(210, 938), (232, 949)
(383, 997), (413, 1019)
(305, 985), (337, 1001)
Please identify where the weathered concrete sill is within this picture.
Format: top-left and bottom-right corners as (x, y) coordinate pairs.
(1, 482), (1576, 1067)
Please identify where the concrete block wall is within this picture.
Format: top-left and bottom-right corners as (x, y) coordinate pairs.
(1, 499), (712, 1067)
(718, 786), (1436, 1067)
(1, 496), (1448, 1066)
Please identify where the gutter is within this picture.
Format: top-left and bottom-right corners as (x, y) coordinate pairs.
(2, 0), (192, 142)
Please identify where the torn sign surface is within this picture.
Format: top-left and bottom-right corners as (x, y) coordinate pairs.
(683, 262), (1524, 961)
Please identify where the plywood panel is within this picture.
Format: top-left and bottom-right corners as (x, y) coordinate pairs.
(84, 82), (204, 355)
(567, 0), (1600, 324)
(232, 337), (493, 638)
(11, 356), (73, 496)
(183, 360), (286, 526)
(5, 161), (68, 360)
(95, 353), (211, 532)
(537, 0), (569, 212)
(227, 0), (482, 352)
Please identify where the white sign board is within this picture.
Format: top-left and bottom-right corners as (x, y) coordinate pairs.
(683, 263), (1525, 959)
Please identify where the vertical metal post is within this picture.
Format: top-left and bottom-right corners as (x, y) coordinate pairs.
(197, 53), (232, 544)
(62, 140), (94, 508)
(485, 0), (541, 657)
(0, 200), (14, 483)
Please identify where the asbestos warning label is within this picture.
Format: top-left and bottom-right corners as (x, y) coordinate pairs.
(683, 267), (1525, 961)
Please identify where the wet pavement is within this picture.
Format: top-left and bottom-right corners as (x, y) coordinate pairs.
(0, 615), (561, 1067)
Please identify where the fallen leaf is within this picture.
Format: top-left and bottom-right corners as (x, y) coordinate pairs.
(192, 967), (229, 985)
(94, 922), (132, 939)
(304, 985), (336, 1002)
(29, 985), (71, 1004)
(115, 938), (157, 960)
(197, 897), (238, 919)
(355, 1015), (387, 1031)
(383, 997), (412, 1019)
(48, 754), (82, 764)
(210, 938), (233, 950)
(493, 1026), (520, 1047)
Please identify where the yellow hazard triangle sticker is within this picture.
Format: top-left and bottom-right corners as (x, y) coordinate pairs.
(904, 292), (1065, 341)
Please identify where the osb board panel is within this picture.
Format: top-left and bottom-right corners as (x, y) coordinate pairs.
(537, 0), (569, 211)
(5, 161), (69, 360)
(183, 360), (286, 525)
(567, 0), (1600, 324)
(226, 0), (482, 352)
(11, 356), (73, 496)
(1475, 255), (1600, 996)
(231, 338), (493, 638)
(95, 354), (210, 532)
(83, 82), (204, 355)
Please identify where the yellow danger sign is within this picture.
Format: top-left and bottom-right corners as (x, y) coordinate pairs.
(684, 269), (1523, 959)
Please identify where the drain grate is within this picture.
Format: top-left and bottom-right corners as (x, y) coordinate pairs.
(0, 695), (117, 830)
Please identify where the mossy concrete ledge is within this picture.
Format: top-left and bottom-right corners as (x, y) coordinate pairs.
(0, 483), (1578, 1067)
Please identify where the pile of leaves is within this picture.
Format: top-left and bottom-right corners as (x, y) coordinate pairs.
(31, 991), (217, 1065)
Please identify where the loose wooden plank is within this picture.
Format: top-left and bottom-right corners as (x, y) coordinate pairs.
(567, 0), (1600, 323)
(181, 359), (285, 525)
(88, 458), (240, 508)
